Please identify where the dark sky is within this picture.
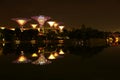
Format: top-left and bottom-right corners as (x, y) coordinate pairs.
(0, 0), (120, 31)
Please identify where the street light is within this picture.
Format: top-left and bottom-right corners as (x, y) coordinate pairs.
(12, 18), (31, 32)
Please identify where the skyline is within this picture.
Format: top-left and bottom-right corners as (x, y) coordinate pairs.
(0, 0), (120, 31)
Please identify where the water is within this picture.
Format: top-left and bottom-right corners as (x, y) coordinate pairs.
(0, 40), (120, 80)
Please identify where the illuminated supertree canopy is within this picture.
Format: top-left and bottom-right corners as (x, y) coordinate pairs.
(12, 18), (31, 27)
(31, 15), (51, 27)
(30, 24), (38, 29)
(12, 18), (31, 32)
(47, 21), (55, 28)
(58, 26), (64, 33)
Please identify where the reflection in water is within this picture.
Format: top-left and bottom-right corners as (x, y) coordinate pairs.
(31, 53), (38, 58)
(48, 53), (56, 60)
(0, 39), (116, 65)
(67, 46), (107, 58)
(65, 39), (108, 58)
(106, 36), (119, 46)
(31, 47), (51, 65)
(54, 52), (60, 58)
(13, 51), (31, 63)
(32, 54), (51, 65)
(59, 49), (65, 55)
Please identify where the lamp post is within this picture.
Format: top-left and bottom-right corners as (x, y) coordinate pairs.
(12, 18), (30, 32)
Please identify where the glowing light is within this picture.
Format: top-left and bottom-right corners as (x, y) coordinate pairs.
(107, 37), (113, 43)
(2, 38), (5, 42)
(54, 52), (59, 57)
(12, 18), (30, 26)
(115, 37), (119, 43)
(54, 52), (63, 58)
(2, 38), (5, 46)
(18, 55), (27, 62)
(15, 40), (20, 44)
(59, 49), (64, 55)
(59, 26), (64, 32)
(38, 49), (41, 53)
(2, 43), (5, 46)
(32, 53), (38, 57)
(13, 51), (31, 63)
(17, 20), (27, 26)
(48, 53), (56, 60)
(47, 21), (55, 27)
(30, 40), (36, 44)
(12, 18), (30, 32)
(31, 24), (38, 29)
(54, 23), (59, 28)
(0, 27), (5, 30)
(32, 54), (51, 65)
(58, 40), (64, 43)
(37, 28), (40, 32)
(10, 28), (15, 31)
(31, 15), (50, 27)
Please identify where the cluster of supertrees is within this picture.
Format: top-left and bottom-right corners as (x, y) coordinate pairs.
(11, 15), (65, 33)
(0, 15), (67, 44)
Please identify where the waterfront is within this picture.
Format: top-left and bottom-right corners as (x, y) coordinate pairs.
(0, 41), (120, 80)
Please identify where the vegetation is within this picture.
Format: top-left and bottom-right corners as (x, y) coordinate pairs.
(0, 24), (117, 42)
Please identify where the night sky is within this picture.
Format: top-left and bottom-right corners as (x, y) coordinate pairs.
(0, 0), (120, 31)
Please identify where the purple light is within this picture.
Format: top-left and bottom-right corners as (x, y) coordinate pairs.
(31, 15), (51, 27)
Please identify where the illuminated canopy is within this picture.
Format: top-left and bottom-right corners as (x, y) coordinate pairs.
(31, 24), (38, 29)
(47, 21), (55, 27)
(12, 18), (31, 26)
(31, 15), (50, 27)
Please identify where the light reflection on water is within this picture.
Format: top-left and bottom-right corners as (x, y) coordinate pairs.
(0, 39), (120, 67)
(0, 40), (120, 79)
(0, 40), (66, 65)
(0, 39), (109, 60)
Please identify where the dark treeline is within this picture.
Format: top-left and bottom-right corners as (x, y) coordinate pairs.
(68, 24), (110, 40)
(0, 24), (117, 42)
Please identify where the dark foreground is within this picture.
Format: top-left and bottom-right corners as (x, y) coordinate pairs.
(0, 46), (120, 80)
